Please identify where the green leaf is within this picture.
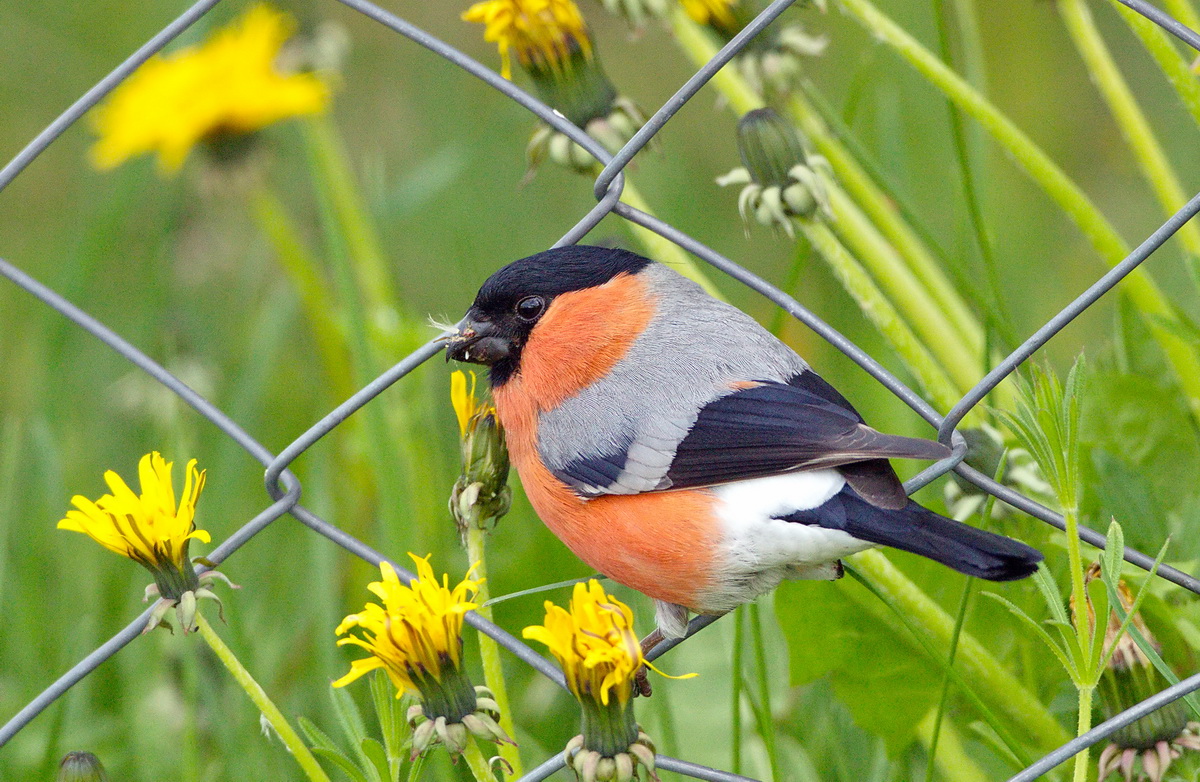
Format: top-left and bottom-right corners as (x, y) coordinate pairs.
(309, 747), (371, 782)
(369, 671), (405, 778)
(331, 686), (375, 778)
(360, 738), (392, 782)
(1085, 576), (1109, 679)
(1081, 371), (1200, 518)
(332, 686), (369, 745)
(1088, 453), (1167, 554)
(300, 716), (343, 755)
(776, 578), (938, 751)
(981, 592), (1078, 681)
(1101, 520), (1125, 589)
(1032, 565), (1070, 627)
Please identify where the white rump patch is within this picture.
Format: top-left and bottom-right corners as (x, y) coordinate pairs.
(698, 470), (875, 612)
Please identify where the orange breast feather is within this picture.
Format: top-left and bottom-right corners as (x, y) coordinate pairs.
(493, 274), (719, 609)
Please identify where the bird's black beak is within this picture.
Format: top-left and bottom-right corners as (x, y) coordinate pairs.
(446, 316), (511, 366)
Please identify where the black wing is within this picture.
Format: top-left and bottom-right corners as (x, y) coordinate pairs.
(551, 371), (947, 508)
(664, 374), (948, 501)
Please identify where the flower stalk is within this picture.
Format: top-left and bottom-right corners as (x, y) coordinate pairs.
(450, 370), (523, 777)
(1057, 0), (1200, 262)
(670, 7), (985, 359)
(801, 220), (962, 412)
(463, 526), (523, 778)
(448, 369), (523, 772)
(836, 0), (1200, 425)
(852, 549), (1071, 748)
(1109, 0), (1200, 132)
(196, 613), (332, 782)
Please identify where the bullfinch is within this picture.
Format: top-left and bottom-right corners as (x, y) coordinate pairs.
(447, 245), (1042, 641)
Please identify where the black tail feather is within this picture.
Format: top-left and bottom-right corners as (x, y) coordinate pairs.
(781, 487), (1043, 581)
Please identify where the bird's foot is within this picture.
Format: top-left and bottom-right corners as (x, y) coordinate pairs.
(634, 666), (653, 698)
(633, 628), (665, 698)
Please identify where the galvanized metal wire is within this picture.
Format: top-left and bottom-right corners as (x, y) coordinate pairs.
(2, 0), (1200, 779)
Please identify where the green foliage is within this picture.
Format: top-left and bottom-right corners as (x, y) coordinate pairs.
(299, 674), (413, 782)
(5, 0), (1200, 780)
(995, 358), (1085, 517)
(776, 577), (940, 753)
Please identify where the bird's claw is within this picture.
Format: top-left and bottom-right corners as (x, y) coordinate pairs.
(633, 665), (653, 698)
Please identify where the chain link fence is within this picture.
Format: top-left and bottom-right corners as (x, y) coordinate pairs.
(2, 0), (1200, 779)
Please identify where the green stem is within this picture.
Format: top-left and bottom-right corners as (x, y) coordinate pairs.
(671, 8), (980, 347)
(670, 10), (761, 116)
(405, 754), (426, 782)
(801, 221), (963, 412)
(1163, 0), (1200, 32)
(605, 170), (726, 300)
(851, 549), (1071, 749)
(845, 564), (1037, 769)
(462, 737), (497, 782)
(916, 711), (990, 782)
(789, 88), (985, 356)
(923, 577), (974, 782)
(748, 602), (780, 782)
(1110, 0), (1200, 131)
(825, 187), (982, 392)
(837, 0), (1200, 425)
(300, 116), (421, 543)
(465, 525), (523, 778)
(301, 115), (401, 352)
(251, 188), (356, 401)
(1072, 686), (1094, 782)
(195, 614), (332, 782)
(1058, 0), (1200, 259)
(1062, 505), (1092, 684)
(671, 9), (996, 400)
(731, 606), (744, 775)
(931, 0), (1018, 349)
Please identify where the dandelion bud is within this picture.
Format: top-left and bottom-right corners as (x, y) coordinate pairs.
(1087, 566), (1200, 782)
(717, 108), (831, 236)
(594, 0), (671, 28)
(449, 371), (512, 539)
(738, 108), (804, 188)
(57, 752), (109, 782)
(683, 0), (826, 94)
(463, 0), (648, 174)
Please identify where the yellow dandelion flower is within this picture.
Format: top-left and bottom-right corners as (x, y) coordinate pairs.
(450, 369), (488, 437)
(679, 0), (738, 28)
(59, 451), (233, 633)
(334, 554), (482, 698)
(524, 580), (694, 707)
(462, 0), (592, 80)
(59, 451), (209, 579)
(90, 4), (330, 173)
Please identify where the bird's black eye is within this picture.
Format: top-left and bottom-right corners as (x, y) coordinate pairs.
(515, 295), (546, 322)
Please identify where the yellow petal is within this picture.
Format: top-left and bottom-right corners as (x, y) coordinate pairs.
(332, 656), (385, 688)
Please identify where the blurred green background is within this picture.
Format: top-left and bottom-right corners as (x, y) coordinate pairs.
(3, 0), (1200, 780)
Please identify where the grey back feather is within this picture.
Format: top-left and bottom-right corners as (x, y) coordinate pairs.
(536, 264), (808, 494)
